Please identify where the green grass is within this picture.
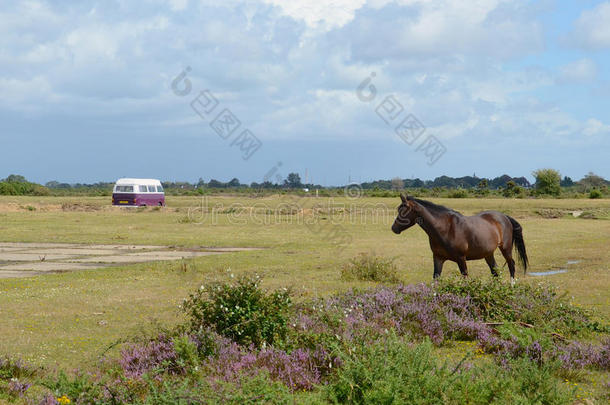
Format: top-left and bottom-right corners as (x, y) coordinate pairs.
(0, 195), (608, 375)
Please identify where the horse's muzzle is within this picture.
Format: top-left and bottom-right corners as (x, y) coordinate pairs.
(391, 223), (401, 234)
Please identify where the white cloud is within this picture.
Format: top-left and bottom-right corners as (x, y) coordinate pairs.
(0, 0), (605, 151)
(262, 0), (367, 30)
(557, 58), (598, 84)
(168, 0), (189, 11)
(582, 118), (610, 137)
(569, 1), (610, 49)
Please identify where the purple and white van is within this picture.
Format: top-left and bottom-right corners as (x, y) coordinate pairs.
(112, 178), (165, 207)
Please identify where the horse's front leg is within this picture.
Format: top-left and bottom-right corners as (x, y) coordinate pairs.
(456, 257), (468, 277)
(433, 255), (445, 279)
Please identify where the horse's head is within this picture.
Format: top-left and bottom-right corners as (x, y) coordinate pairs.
(391, 194), (419, 234)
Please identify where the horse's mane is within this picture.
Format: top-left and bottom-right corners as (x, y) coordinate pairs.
(407, 196), (462, 216)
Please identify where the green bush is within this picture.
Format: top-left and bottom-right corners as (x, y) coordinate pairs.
(41, 371), (102, 404)
(171, 335), (199, 376)
(341, 253), (399, 283)
(325, 335), (573, 405)
(0, 180), (49, 196)
(448, 189), (469, 198)
(182, 274), (292, 347)
(134, 372), (300, 405)
(589, 189), (603, 199)
(533, 168), (561, 196)
(434, 277), (598, 336)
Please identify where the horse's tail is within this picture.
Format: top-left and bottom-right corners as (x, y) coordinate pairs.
(507, 215), (528, 273)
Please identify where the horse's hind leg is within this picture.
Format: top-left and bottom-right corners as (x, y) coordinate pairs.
(484, 255), (499, 277)
(499, 246), (516, 285)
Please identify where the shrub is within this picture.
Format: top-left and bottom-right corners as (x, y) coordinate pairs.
(325, 335), (574, 405)
(341, 253), (399, 283)
(137, 372), (298, 405)
(589, 189), (603, 199)
(118, 335), (193, 379)
(41, 371), (102, 405)
(448, 189), (469, 198)
(502, 180), (524, 198)
(434, 277), (594, 336)
(206, 337), (330, 391)
(533, 168), (561, 196)
(182, 274), (292, 347)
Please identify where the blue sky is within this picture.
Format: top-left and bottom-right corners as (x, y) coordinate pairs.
(1, 0), (608, 186)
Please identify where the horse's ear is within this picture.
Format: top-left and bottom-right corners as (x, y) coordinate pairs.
(400, 193), (407, 203)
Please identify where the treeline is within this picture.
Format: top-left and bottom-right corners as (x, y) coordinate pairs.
(360, 174), (532, 190)
(0, 171), (607, 198)
(0, 175), (50, 196)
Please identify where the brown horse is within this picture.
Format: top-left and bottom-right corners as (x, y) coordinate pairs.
(391, 195), (528, 283)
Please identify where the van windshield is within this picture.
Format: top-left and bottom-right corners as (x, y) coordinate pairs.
(115, 185), (134, 192)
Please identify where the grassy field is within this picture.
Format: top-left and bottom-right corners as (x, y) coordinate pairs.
(0, 195), (609, 375)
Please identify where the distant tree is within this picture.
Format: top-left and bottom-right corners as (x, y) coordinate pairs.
(404, 178), (424, 188)
(578, 172), (607, 191)
(512, 177), (531, 188)
(261, 181), (275, 189)
(560, 176), (574, 187)
(391, 177), (404, 190)
(228, 178), (241, 187)
(208, 179), (224, 188)
(502, 180), (523, 197)
(0, 182), (16, 195)
(490, 175), (512, 189)
(284, 173), (302, 188)
(431, 176), (457, 188)
(196, 177), (206, 188)
(477, 179), (488, 190)
(533, 169), (561, 196)
(4, 174), (27, 183)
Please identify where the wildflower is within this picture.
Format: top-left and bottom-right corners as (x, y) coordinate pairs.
(57, 395), (71, 404)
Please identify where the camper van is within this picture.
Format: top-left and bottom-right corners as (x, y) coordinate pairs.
(112, 178), (165, 207)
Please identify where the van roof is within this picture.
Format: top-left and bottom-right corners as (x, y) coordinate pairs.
(115, 178), (162, 186)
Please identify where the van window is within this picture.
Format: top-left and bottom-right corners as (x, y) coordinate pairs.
(156, 185), (164, 192)
(139, 185), (148, 193)
(115, 185), (134, 192)
(148, 186), (156, 192)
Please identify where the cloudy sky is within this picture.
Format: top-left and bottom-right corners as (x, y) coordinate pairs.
(1, 0), (608, 185)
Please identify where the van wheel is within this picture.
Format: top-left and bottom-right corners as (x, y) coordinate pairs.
(158, 202), (163, 206)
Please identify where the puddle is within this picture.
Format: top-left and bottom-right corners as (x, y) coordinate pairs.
(566, 260), (581, 265)
(529, 269), (568, 277)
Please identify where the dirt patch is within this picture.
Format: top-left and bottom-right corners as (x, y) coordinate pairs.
(534, 209), (567, 218)
(0, 262), (101, 272)
(61, 202), (102, 212)
(0, 203), (64, 212)
(33, 248), (126, 255)
(71, 251), (224, 263)
(0, 253), (79, 261)
(0, 247), (30, 252)
(0, 243), (261, 278)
